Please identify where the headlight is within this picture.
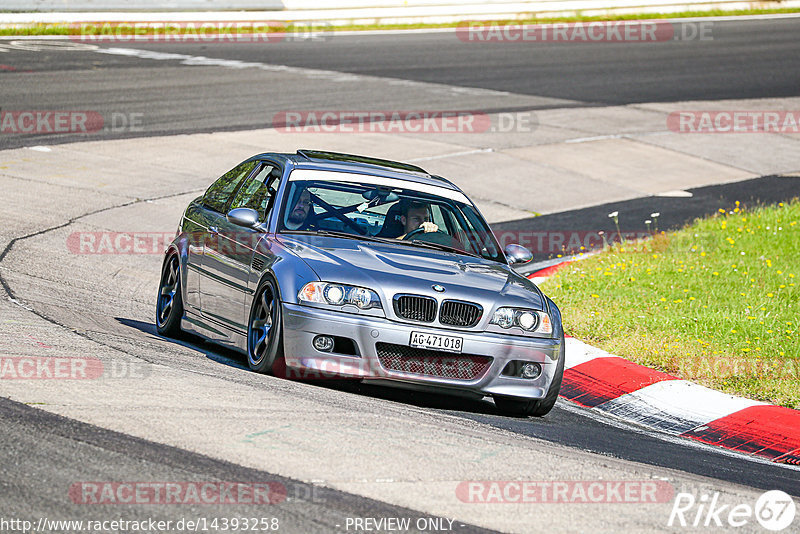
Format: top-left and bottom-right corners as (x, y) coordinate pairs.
(490, 307), (552, 334)
(324, 284), (345, 305)
(492, 307), (514, 329)
(298, 282), (382, 310)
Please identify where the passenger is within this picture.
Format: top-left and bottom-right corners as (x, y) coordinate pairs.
(284, 187), (313, 230)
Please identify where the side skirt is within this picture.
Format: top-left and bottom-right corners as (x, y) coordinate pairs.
(181, 310), (247, 353)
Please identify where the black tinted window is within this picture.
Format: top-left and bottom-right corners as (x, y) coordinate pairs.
(230, 163), (282, 217)
(203, 161), (256, 213)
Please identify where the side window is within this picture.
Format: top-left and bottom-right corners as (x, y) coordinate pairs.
(439, 205), (475, 253)
(229, 163), (283, 218)
(461, 206), (500, 258)
(430, 204), (448, 232)
(203, 160), (256, 213)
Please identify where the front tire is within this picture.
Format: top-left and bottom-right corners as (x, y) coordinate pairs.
(156, 253), (184, 337)
(495, 333), (566, 417)
(247, 276), (284, 374)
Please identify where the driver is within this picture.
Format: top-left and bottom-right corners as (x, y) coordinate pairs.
(398, 200), (439, 239)
(284, 187), (313, 230)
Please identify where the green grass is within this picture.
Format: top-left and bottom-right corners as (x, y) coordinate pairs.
(2, 7), (800, 36)
(542, 200), (800, 409)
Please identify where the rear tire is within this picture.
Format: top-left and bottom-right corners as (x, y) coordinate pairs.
(495, 333), (566, 417)
(156, 253), (184, 337)
(247, 276), (284, 374)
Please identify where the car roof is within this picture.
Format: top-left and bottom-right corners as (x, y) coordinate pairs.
(249, 150), (462, 191)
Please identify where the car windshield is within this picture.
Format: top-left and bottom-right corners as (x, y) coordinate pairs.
(278, 169), (504, 263)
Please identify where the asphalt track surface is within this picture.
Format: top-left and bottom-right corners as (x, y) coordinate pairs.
(1, 17), (799, 149)
(0, 398), (493, 534)
(1, 16), (800, 532)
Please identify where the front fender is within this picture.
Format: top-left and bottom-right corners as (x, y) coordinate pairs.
(249, 235), (320, 307)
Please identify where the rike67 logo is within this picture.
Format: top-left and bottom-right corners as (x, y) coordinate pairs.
(669, 490), (796, 531)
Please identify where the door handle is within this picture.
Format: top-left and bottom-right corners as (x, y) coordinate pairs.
(208, 226), (219, 234)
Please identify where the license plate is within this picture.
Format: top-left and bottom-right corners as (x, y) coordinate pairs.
(409, 332), (463, 353)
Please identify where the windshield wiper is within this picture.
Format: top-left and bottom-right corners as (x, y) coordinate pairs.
(407, 239), (482, 259)
(285, 229), (389, 244)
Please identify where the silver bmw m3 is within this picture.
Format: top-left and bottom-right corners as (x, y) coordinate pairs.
(156, 150), (564, 416)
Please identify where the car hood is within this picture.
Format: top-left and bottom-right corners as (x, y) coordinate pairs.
(277, 234), (545, 310)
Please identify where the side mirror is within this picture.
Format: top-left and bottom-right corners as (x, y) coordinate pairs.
(505, 244), (533, 265)
(227, 207), (260, 229)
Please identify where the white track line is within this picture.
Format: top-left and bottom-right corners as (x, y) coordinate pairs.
(594, 380), (766, 435)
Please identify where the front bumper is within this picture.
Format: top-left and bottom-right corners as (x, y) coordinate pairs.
(281, 303), (562, 400)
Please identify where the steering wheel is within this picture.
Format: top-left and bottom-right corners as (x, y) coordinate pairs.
(403, 227), (449, 242)
(307, 208), (366, 235)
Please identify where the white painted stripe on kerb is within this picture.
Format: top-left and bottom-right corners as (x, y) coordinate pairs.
(564, 336), (613, 369)
(595, 380), (766, 435)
